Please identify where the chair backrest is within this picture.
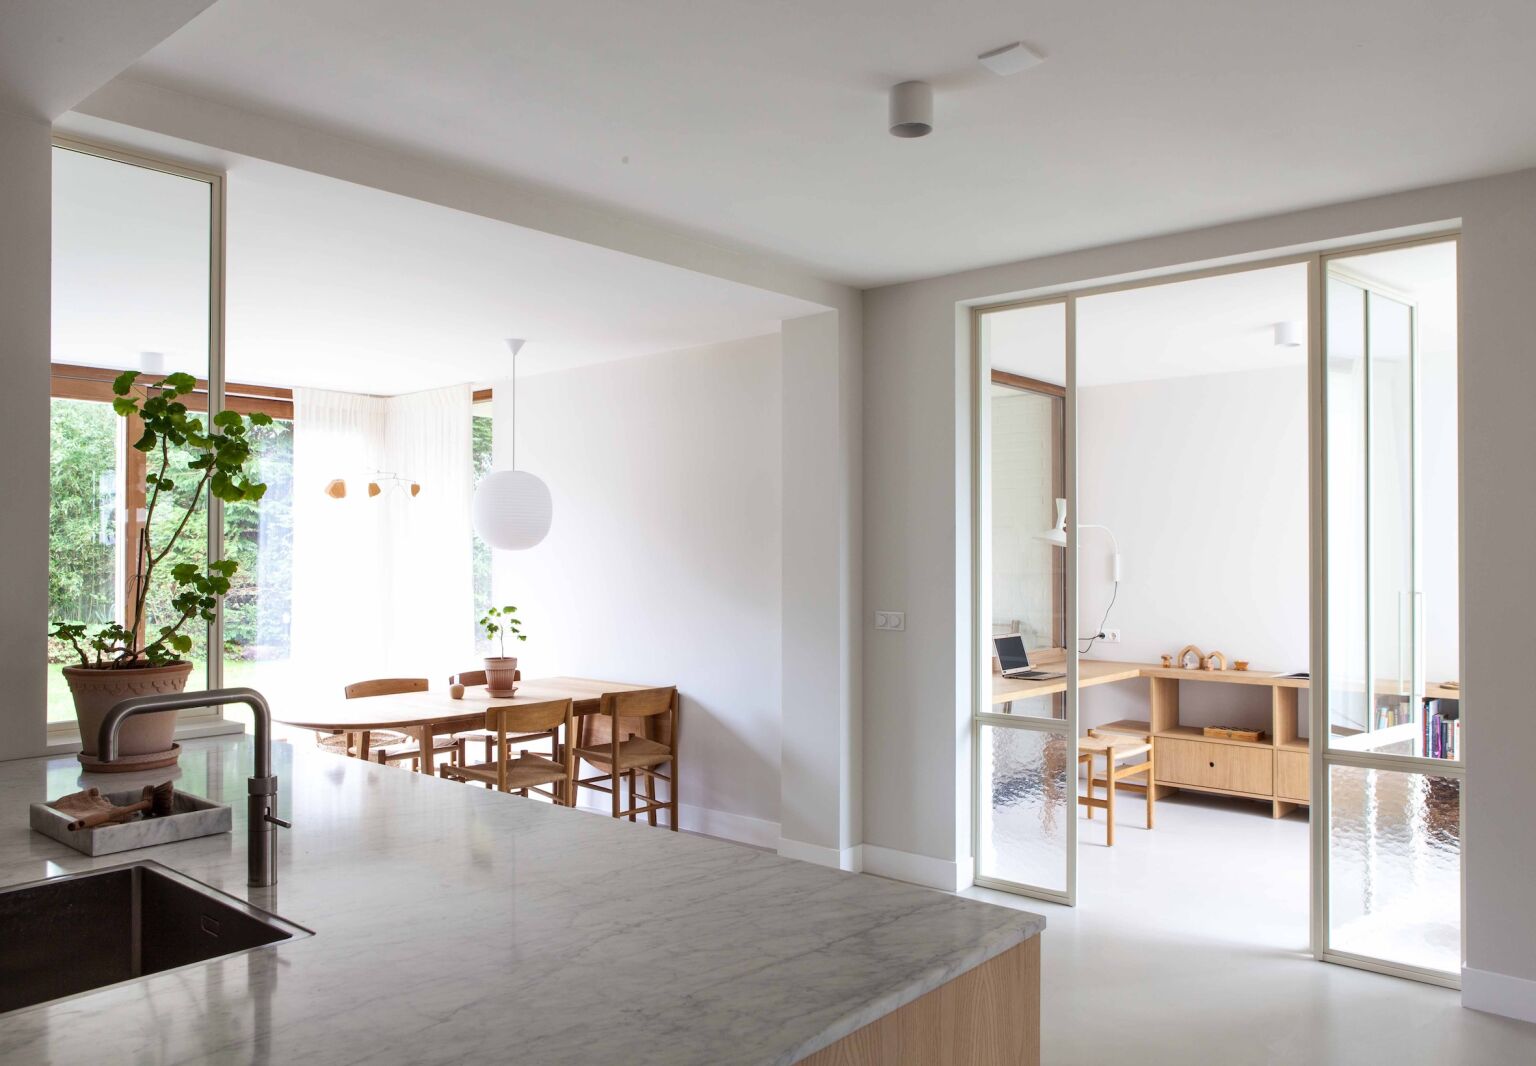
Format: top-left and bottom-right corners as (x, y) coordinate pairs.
(447, 668), (519, 687)
(345, 677), (429, 699)
(599, 687), (676, 719)
(484, 698), (572, 737)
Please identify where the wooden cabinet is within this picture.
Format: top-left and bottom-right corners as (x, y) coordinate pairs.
(1156, 736), (1274, 796)
(1275, 750), (1309, 802)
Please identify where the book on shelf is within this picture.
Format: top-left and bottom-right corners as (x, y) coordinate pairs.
(1423, 698), (1460, 761)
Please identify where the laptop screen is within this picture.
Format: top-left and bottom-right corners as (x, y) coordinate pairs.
(994, 634), (1031, 673)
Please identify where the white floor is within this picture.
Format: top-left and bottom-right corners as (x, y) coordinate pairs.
(959, 792), (1536, 1065)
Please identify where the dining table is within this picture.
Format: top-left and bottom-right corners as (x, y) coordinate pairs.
(274, 675), (663, 774)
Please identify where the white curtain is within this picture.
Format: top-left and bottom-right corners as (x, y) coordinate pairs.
(291, 384), (474, 697)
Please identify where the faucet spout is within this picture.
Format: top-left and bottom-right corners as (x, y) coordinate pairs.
(97, 687), (287, 887)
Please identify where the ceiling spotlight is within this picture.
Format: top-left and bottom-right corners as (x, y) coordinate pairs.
(978, 42), (1045, 77)
(1273, 321), (1304, 347)
(888, 81), (933, 138)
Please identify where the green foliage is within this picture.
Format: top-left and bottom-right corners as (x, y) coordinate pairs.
(49, 372), (270, 669)
(479, 605), (527, 659)
(471, 413), (494, 646)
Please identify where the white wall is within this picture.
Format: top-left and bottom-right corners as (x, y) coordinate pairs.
(1076, 364), (1309, 733)
(862, 168), (1536, 1017)
(490, 334), (783, 847)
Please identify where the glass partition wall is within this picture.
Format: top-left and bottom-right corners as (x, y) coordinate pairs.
(973, 299), (1077, 903)
(972, 236), (1462, 986)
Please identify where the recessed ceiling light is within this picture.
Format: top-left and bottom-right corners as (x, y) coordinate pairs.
(978, 42), (1045, 77)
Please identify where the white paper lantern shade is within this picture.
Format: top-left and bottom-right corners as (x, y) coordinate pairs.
(472, 469), (553, 550)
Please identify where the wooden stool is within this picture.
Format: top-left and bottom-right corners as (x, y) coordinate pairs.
(1077, 729), (1154, 846)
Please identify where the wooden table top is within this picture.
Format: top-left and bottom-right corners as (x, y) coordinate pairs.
(992, 660), (1457, 704)
(274, 676), (657, 732)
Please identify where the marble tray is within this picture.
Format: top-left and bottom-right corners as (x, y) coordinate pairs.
(29, 790), (232, 856)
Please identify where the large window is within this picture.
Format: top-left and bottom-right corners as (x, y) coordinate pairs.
(472, 396), (494, 650)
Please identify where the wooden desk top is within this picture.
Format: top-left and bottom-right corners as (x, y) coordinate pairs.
(274, 676), (657, 732)
(991, 661), (1458, 705)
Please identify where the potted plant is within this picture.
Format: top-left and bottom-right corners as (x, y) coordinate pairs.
(479, 605), (526, 696)
(50, 371), (269, 770)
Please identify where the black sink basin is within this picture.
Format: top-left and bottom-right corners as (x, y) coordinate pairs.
(0, 860), (309, 1014)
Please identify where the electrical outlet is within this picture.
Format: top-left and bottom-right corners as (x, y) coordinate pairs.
(1100, 628), (1121, 643)
(874, 611), (906, 631)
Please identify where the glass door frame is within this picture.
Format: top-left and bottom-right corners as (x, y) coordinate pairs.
(48, 135), (230, 739)
(970, 293), (1080, 906)
(1309, 232), (1465, 988)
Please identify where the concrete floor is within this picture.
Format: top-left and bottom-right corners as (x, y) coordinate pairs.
(960, 792), (1536, 1066)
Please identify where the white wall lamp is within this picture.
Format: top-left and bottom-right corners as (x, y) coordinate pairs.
(1273, 320), (1304, 347)
(472, 338), (553, 550)
(1036, 497), (1122, 649)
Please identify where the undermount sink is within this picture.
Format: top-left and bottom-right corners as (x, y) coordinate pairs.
(0, 860), (310, 1015)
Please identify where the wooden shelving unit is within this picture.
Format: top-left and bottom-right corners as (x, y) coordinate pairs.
(1098, 671), (1311, 818)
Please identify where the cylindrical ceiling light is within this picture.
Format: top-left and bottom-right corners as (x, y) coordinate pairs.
(889, 81), (933, 138)
(471, 338), (553, 550)
(1273, 321), (1304, 347)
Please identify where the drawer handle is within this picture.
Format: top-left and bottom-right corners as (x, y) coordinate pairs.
(1209, 761), (1216, 768)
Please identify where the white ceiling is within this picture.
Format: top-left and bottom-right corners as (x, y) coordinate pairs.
(119, 0), (1536, 286)
(52, 143), (818, 394)
(988, 243), (1456, 388)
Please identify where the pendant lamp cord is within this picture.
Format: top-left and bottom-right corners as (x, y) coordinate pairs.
(510, 345), (517, 470)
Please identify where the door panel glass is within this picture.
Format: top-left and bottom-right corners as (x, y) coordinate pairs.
(1326, 277), (1370, 741)
(1328, 764), (1460, 974)
(1368, 293), (1415, 732)
(977, 724), (1070, 894)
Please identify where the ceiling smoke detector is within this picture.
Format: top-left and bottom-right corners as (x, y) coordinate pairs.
(888, 81), (933, 138)
(978, 42), (1045, 77)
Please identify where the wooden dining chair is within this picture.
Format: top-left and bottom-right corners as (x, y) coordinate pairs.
(439, 699), (575, 803)
(572, 687), (679, 830)
(447, 668), (522, 763)
(335, 677), (464, 772)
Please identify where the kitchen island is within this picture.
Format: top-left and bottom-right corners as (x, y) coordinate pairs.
(0, 736), (1043, 1065)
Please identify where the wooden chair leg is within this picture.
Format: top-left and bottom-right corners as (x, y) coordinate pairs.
(1105, 755), (1116, 847)
(669, 757), (678, 831)
(626, 770), (637, 822)
(611, 762), (621, 819)
(1084, 755), (1096, 820)
(1145, 756), (1155, 830)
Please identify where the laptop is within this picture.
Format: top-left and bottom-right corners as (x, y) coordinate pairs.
(994, 635), (1065, 681)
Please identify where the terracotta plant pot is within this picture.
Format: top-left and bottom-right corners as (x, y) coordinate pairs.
(64, 661), (193, 769)
(483, 656), (519, 697)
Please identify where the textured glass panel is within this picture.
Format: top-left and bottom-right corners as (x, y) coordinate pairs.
(977, 724), (1070, 892)
(1329, 765), (1460, 973)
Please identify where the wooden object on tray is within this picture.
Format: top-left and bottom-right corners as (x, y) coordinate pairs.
(57, 781), (175, 831)
(1202, 725), (1264, 743)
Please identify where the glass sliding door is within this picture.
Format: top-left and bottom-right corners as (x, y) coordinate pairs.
(1316, 238), (1462, 984)
(49, 142), (222, 728)
(974, 298), (1077, 903)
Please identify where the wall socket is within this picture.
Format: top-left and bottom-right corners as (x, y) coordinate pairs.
(873, 611), (906, 631)
(1099, 628), (1122, 643)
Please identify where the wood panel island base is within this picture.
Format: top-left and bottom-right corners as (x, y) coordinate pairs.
(798, 938), (1040, 1066)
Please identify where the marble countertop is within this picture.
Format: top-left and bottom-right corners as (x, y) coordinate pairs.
(0, 736), (1043, 1065)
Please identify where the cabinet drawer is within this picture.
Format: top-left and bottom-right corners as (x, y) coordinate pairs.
(1157, 737), (1273, 796)
(1276, 750), (1310, 802)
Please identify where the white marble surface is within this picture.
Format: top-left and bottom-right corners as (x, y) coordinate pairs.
(0, 736), (1043, 1065)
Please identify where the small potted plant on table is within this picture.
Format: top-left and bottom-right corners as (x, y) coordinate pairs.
(479, 605), (526, 696)
(51, 371), (269, 771)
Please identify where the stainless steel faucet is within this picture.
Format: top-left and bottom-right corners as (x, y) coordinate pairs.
(97, 687), (290, 887)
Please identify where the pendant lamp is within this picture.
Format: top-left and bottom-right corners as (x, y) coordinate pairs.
(472, 339), (553, 550)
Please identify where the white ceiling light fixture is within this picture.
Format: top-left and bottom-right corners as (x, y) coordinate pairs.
(978, 42), (1045, 77)
(888, 81), (933, 138)
(1273, 320), (1304, 347)
(471, 338), (553, 551)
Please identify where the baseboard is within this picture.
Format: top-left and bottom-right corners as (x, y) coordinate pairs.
(1463, 966), (1536, 1024)
(860, 844), (967, 892)
(570, 792), (780, 851)
(677, 803), (779, 850)
(777, 837), (864, 872)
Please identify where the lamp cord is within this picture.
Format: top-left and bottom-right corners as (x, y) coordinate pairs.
(1079, 580), (1118, 655)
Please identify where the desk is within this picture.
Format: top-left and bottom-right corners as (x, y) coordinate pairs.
(990, 661), (1457, 817)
